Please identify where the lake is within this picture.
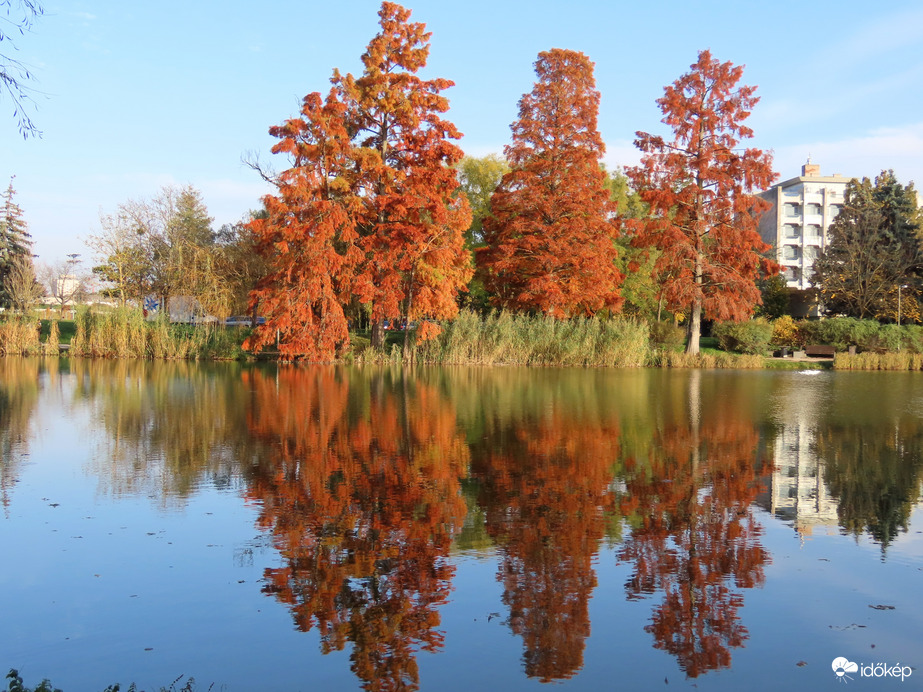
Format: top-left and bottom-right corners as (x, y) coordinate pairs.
(1, 359), (921, 691)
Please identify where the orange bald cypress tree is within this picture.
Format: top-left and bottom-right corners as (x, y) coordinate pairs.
(480, 49), (622, 317)
(336, 2), (472, 354)
(247, 2), (471, 359)
(628, 50), (777, 355)
(245, 91), (363, 361)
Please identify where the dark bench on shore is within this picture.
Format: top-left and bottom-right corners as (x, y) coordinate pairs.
(804, 344), (836, 358)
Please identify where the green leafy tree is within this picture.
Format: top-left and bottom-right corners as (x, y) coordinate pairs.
(91, 185), (232, 317)
(456, 154), (509, 248)
(812, 171), (923, 320)
(455, 155), (508, 313)
(754, 273), (790, 319)
(604, 166), (661, 320)
(89, 207), (154, 308)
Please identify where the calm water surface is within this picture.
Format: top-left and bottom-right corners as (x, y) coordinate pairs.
(1, 359), (922, 691)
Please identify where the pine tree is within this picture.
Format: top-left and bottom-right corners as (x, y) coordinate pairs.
(812, 171), (923, 320)
(0, 177), (33, 307)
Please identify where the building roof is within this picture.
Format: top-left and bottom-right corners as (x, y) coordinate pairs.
(764, 161), (851, 193)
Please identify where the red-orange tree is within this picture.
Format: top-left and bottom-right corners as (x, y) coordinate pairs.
(340, 2), (472, 354)
(628, 50), (777, 354)
(480, 49), (623, 317)
(245, 92), (363, 360)
(247, 2), (471, 359)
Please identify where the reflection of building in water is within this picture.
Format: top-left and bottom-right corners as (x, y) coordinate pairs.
(765, 420), (838, 535)
(757, 377), (838, 535)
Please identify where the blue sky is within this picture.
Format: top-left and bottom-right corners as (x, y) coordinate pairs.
(4, 0), (923, 264)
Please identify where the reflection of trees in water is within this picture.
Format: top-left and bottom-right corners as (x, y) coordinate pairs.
(0, 358), (45, 509)
(465, 371), (622, 682)
(780, 373), (923, 550)
(815, 424), (923, 549)
(243, 367), (467, 692)
(75, 359), (256, 503)
(616, 372), (770, 678)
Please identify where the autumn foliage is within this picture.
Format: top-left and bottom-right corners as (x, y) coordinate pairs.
(471, 403), (621, 681)
(246, 2), (471, 360)
(629, 50), (777, 353)
(245, 93), (363, 360)
(480, 49), (623, 318)
(243, 368), (468, 691)
(617, 376), (770, 676)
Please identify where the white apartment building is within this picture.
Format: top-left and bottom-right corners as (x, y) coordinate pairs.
(758, 161), (849, 316)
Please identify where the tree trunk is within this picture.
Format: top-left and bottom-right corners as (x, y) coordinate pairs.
(685, 242), (704, 355)
(402, 272), (415, 362)
(371, 319), (383, 349)
(686, 299), (702, 355)
(250, 301), (259, 329)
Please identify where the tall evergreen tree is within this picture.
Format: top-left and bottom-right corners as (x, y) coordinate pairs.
(481, 49), (623, 318)
(812, 171), (923, 320)
(0, 176), (33, 307)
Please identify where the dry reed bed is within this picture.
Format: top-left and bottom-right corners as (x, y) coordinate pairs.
(833, 352), (923, 371)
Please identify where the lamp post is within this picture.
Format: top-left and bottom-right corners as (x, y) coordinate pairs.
(898, 284), (908, 326)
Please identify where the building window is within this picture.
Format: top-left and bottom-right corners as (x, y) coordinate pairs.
(805, 203), (823, 215)
(784, 224), (801, 238)
(828, 204), (843, 218)
(806, 224), (821, 237)
(783, 203), (801, 217)
(782, 245), (800, 260)
(804, 246), (819, 260)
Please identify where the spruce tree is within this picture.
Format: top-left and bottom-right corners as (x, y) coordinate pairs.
(0, 177), (33, 307)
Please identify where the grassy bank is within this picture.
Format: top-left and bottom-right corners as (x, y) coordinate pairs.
(5, 308), (923, 369)
(355, 310), (651, 367)
(833, 351), (923, 370)
(352, 311), (774, 369)
(0, 308), (248, 360)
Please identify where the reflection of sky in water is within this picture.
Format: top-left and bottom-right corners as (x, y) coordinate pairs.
(0, 362), (921, 691)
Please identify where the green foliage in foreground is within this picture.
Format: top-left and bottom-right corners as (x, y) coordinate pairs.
(5, 669), (209, 692)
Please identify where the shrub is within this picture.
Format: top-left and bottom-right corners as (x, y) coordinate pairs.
(712, 318), (773, 354)
(648, 320), (685, 350)
(770, 315), (801, 348)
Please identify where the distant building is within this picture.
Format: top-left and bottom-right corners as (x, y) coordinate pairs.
(758, 161), (850, 317)
(55, 274), (82, 305)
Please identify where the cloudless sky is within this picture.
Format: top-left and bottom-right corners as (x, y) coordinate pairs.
(4, 0), (923, 265)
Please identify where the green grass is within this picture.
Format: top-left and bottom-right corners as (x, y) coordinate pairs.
(39, 320), (76, 345)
